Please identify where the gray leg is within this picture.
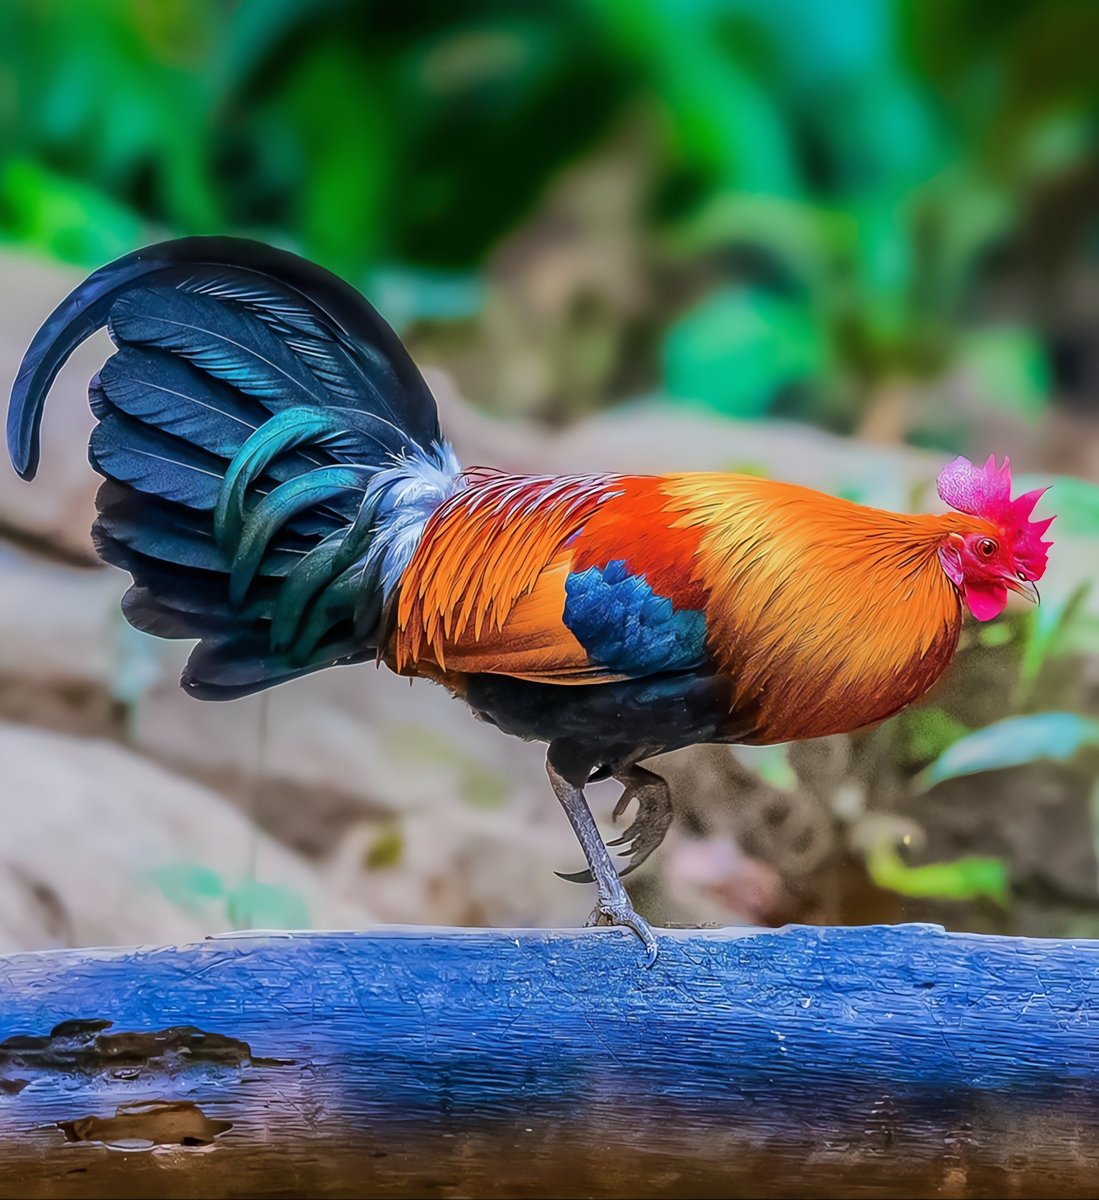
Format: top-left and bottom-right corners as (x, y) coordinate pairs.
(558, 764), (673, 883)
(547, 757), (659, 964)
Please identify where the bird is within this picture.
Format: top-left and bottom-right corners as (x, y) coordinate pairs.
(7, 237), (1054, 962)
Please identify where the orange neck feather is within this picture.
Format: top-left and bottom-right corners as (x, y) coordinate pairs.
(663, 475), (976, 742)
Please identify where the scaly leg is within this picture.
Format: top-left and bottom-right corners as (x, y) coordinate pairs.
(547, 755), (659, 964)
(557, 763), (673, 883)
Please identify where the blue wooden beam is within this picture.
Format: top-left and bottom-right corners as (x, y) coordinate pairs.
(0, 923), (1096, 1198)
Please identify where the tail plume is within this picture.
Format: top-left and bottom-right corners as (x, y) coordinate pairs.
(7, 238), (463, 699)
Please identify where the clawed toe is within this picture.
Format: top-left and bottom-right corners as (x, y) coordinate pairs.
(605, 771), (673, 877)
(555, 866), (595, 885)
(557, 768), (674, 885)
(586, 899), (660, 965)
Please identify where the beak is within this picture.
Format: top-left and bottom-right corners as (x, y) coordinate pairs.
(1005, 576), (1040, 605)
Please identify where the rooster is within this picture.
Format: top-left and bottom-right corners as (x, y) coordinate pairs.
(7, 239), (1053, 960)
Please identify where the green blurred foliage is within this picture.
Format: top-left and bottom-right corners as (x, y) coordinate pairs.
(5, 0), (1099, 926)
(150, 862), (311, 929)
(867, 844), (1010, 907)
(645, 0), (1098, 431)
(1019, 474), (1099, 537)
(897, 707), (970, 769)
(1, 0), (1096, 438)
(663, 285), (828, 419)
(0, 0), (622, 273)
(916, 712), (1099, 792)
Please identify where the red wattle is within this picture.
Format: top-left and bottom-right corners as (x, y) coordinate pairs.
(964, 580), (1008, 621)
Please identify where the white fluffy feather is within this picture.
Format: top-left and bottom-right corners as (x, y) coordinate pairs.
(365, 439), (465, 593)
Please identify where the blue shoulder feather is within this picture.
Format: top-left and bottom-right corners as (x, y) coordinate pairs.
(563, 560), (709, 676)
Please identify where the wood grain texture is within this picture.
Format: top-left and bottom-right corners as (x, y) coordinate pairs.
(0, 923), (1096, 1198)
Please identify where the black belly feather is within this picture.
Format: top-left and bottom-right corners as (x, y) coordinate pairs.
(462, 668), (753, 773)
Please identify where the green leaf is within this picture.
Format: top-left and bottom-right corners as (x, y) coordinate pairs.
(663, 287), (826, 418)
(363, 825), (405, 871)
(226, 881), (310, 930)
(923, 179), (1013, 317)
(275, 41), (390, 275)
(1017, 580), (1093, 699)
(868, 845), (1009, 906)
(591, 0), (798, 196)
(898, 706), (969, 767)
(149, 863), (225, 912)
(668, 195), (837, 295)
(0, 158), (145, 266)
(954, 328), (1051, 422)
(916, 712), (1099, 792)
(848, 195), (916, 349)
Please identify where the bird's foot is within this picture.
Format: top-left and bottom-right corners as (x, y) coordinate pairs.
(546, 754), (662, 967)
(585, 897), (660, 966)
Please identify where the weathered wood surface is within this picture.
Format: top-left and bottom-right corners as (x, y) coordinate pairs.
(0, 923), (1096, 1198)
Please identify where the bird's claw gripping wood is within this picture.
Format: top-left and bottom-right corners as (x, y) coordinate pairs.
(548, 756), (662, 965)
(586, 897), (660, 966)
(556, 765), (673, 885)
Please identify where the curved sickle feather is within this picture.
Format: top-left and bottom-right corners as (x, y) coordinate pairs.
(8, 236), (439, 480)
(229, 465), (376, 603)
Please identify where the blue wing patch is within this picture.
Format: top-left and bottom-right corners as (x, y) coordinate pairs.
(563, 559), (708, 676)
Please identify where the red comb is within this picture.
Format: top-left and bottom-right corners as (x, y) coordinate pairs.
(937, 455), (1054, 580)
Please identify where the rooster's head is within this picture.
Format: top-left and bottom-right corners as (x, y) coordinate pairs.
(936, 455), (1055, 621)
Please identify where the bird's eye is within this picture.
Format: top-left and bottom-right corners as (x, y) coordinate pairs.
(976, 537), (998, 559)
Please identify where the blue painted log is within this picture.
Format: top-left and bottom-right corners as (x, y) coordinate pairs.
(0, 923), (1097, 1198)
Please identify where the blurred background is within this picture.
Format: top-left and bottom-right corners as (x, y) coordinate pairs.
(2, 0), (1099, 951)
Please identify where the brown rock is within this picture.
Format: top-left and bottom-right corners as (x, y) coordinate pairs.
(0, 722), (373, 952)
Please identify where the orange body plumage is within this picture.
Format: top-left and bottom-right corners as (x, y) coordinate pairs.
(394, 472), (980, 744)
